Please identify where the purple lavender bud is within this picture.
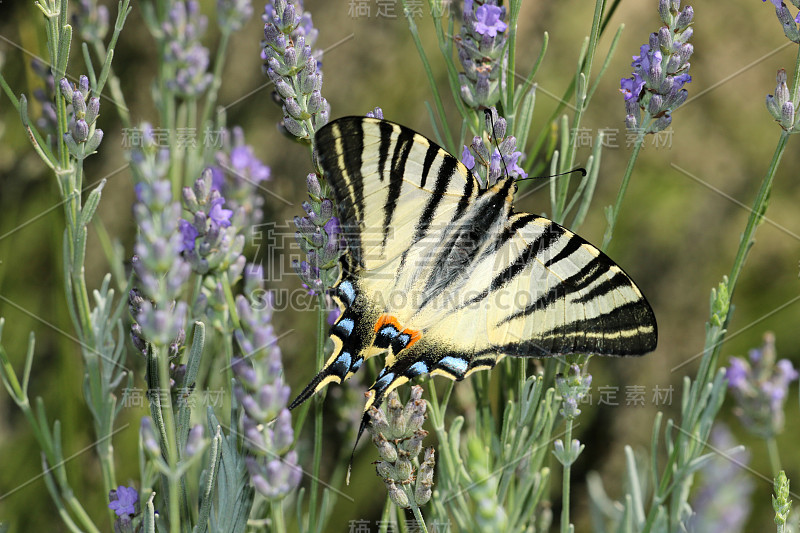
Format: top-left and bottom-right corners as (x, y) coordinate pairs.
(676, 6), (693, 29)
(781, 101), (795, 127)
(85, 97), (100, 124)
(58, 78), (73, 102)
(658, 0), (672, 24)
(306, 173), (322, 198)
(282, 117), (304, 137)
(72, 91), (87, 116)
(366, 107), (384, 119)
(72, 119), (90, 143)
(78, 75), (90, 98)
(272, 409), (294, 452)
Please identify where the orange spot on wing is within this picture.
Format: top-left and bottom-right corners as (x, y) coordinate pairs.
(373, 314), (422, 350)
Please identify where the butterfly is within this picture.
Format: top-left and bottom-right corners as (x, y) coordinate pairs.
(288, 116), (657, 446)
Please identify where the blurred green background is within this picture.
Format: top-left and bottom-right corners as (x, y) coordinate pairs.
(0, 0), (799, 531)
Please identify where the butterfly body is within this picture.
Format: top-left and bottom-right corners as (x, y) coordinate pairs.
(290, 117), (657, 425)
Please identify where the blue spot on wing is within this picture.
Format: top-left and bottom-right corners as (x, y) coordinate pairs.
(337, 318), (355, 336)
(333, 351), (352, 374)
(437, 356), (468, 377)
(338, 280), (356, 305)
(407, 361), (429, 377)
(350, 358), (363, 372)
(375, 372), (395, 389)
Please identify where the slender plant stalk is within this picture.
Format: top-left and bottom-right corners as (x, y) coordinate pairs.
(560, 420), (574, 533)
(307, 294), (326, 529)
(601, 127), (646, 251)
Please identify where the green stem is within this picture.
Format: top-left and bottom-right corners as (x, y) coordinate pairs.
(725, 131), (788, 293)
(560, 419), (574, 533)
(271, 501), (287, 533)
(601, 127), (645, 251)
(308, 294), (326, 530)
(404, 485), (429, 533)
(155, 346), (181, 533)
(767, 437), (782, 477)
(200, 29), (232, 131)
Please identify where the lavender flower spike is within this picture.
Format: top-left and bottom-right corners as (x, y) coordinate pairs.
(129, 124), (190, 348)
(233, 280), (301, 500)
(457, 0), (508, 109)
(725, 332), (799, 439)
(262, 0), (329, 141)
(292, 172), (345, 293)
(161, 1), (213, 98)
(621, 0), (693, 133)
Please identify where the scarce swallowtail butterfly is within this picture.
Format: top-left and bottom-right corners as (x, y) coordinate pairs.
(289, 116), (657, 446)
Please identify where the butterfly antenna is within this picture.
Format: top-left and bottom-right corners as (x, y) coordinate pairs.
(516, 167), (587, 182)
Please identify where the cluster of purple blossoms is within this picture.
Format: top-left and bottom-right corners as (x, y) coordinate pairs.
(161, 1), (213, 98)
(209, 126), (271, 230)
(725, 332), (799, 439)
(620, 0), (693, 133)
(461, 108), (527, 187)
(58, 75), (103, 158)
(457, 0), (508, 109)
(129, 124), (190, 348)
(232, 267), (301, 500)
(293, 173), (345, 294)
(261, 0), (329, 141)
(180, 169), (245, 276)
(367, 386), (435, 509)
(762, 0), (800, 42)
(72, 0), (109, 43)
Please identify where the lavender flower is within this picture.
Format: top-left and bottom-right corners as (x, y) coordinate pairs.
(461, 108), (527, 186)
(209, 126), (270, 230)
(129, 124), (190, 347)
(72, 0), (110, 43)
(180, 169), (245, 275)
(689, 424), (754, 533)
(457, 0), (508, 109)
(766, 69), (799, 130)
(261, 0), (329, 141)
(555, 363), (592, 419)
(365, 106), (384, 119)
(108, 486), (139, 517)
(232, 281), (300, 500)
(218, 0), (254, 32)
(621, 0), (693, 133)
(58, 75), (103, 157)
(367, 386), (434, 509)
(161, 1), (213, 98)
(725, 332), (799, 439)
(292, 173), (345, 294)
(762, 0), (800, 41)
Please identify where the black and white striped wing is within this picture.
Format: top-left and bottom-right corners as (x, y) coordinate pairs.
(289, 116), (657, 421)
